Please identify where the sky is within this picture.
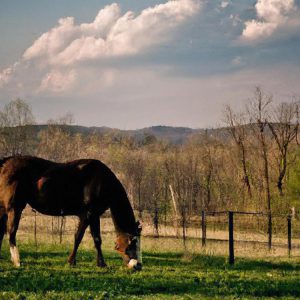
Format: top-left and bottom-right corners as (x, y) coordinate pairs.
(0, 0), (300, 129)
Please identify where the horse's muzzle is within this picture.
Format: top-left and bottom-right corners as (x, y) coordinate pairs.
(127, 259), (142, 271)
(133, 262), (142, 271)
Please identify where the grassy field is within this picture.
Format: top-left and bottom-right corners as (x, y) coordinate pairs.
(0, 238), (299, 300)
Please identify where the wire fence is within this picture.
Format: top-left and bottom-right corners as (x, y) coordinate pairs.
(202, 210), (299, 263)
(18, 207), (300, 262)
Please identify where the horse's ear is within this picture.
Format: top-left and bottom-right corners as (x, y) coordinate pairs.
(136, 220), (142, 234)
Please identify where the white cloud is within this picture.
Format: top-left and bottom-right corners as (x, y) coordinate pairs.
(220, 1), (229, 9)
(0, 0), (201, 93)
(241, 0), (298, 42)
(255, 0), (294, 22)
(242, 20), (278, 40)
(231, 56), (243, 66)
(230, 14), (242, 27)
(38, 69), (77, 93)
(24, 0), (200, 65)
(0, 62), (20, 88)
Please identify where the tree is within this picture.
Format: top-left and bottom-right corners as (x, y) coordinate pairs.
(248, 87), (273, 249)
(143, 160), (163, 237)
(0, 99), (35, 156)
(37, 113), (81, 161)
(267, 101), (299, 196)
(224, 105), (252, 198)
(121, 150), (147, 219)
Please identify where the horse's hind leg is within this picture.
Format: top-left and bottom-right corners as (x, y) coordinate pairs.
(68, 216), (89, 266)
(7, 209), (22, 267)
(89, 216), (106, 267)
(0, 213), (7, 258)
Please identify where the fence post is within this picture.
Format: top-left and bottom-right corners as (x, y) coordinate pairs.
(287, 215), (292, 256)
(268, 213), (272, 250)
(33, 209), (37, 246)
(59, 216), (65, 244)
(228, 211), (234, 265)
(201, 210), (206, 247)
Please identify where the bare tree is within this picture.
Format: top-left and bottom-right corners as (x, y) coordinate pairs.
(0, 99), (35, 156)
(122, 150), (147, 219)
(267, 101), (299, 195)
(198, 131), (221, 211)
(165, 150), (187, 241)
(144, 162), (163, 237)
(37, 113), (80, 161)
(164, 148), (201, 244)
(224, 105), (252, 198)
(248, 87), (273, 249)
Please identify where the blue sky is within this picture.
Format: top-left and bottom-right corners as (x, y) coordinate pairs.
(0, 0), (300, 129)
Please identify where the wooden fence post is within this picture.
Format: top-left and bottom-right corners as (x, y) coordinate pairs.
(201, 210), (206, 247)
(33, 209), (37, 246)
(59, 216), (65, 244)
(228, 211), (234, 265)
(268, 213), (272, 250)
(287, 215), (292, 256)
(169, 185), (179, 237)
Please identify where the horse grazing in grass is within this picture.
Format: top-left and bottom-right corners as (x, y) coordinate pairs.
(0, 156), (142, 270)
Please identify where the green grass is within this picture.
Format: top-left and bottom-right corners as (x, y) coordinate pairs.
(0, 242), (299, 299)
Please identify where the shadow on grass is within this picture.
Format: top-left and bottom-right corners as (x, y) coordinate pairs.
(234, 258), (300, 271)
(144, 251), (300, 272)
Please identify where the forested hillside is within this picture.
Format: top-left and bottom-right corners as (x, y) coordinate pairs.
(1, 89), (300, 231)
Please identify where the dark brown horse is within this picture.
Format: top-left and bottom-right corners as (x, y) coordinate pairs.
(0, 156), (142, 270)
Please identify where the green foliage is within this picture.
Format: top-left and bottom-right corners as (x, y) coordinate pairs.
(0, 242), (299, 299)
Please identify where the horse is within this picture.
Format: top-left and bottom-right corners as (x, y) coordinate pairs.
(0, 156), (142, 271)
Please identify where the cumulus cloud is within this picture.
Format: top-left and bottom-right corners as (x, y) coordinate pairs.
(0, 0), (201, 93)
(0, 63), (20, 88)
(231, 56), (242, 66)
(220, 1), (229, 9)
(241, 0), (298, 42)
(38, 69), (77, 93)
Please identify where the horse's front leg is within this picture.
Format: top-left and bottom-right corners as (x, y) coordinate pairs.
(68, 216), (89, 266)
(7, 209), (22, 267)
(0, 213), (8, 258)
(89, 216), (106, 267)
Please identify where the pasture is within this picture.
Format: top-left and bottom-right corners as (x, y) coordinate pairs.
(0, 218), (299, 300)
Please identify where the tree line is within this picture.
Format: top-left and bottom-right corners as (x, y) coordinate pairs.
(1, 88), (299, 237)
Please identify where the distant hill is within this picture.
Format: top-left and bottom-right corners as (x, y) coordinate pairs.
(129, 126), (202, 144)
(30, 125), (206, 144)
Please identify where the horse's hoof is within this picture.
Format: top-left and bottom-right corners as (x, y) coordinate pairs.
(13, 262), (21, 268)
(68, 259), (76, 266)
(11, 258), (21, 267)
(98, 262), (107, 268)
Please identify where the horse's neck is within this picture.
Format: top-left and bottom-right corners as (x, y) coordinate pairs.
(109, 185), (136, 235)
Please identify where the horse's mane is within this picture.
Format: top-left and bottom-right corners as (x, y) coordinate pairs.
(0, 156), (13, 168)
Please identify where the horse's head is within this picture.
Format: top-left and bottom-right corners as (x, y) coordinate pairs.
(115, 221), (142, 271)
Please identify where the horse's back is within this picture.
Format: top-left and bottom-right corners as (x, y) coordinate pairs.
(0, 156), (54, 210)
(0, 156), (123, 216)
